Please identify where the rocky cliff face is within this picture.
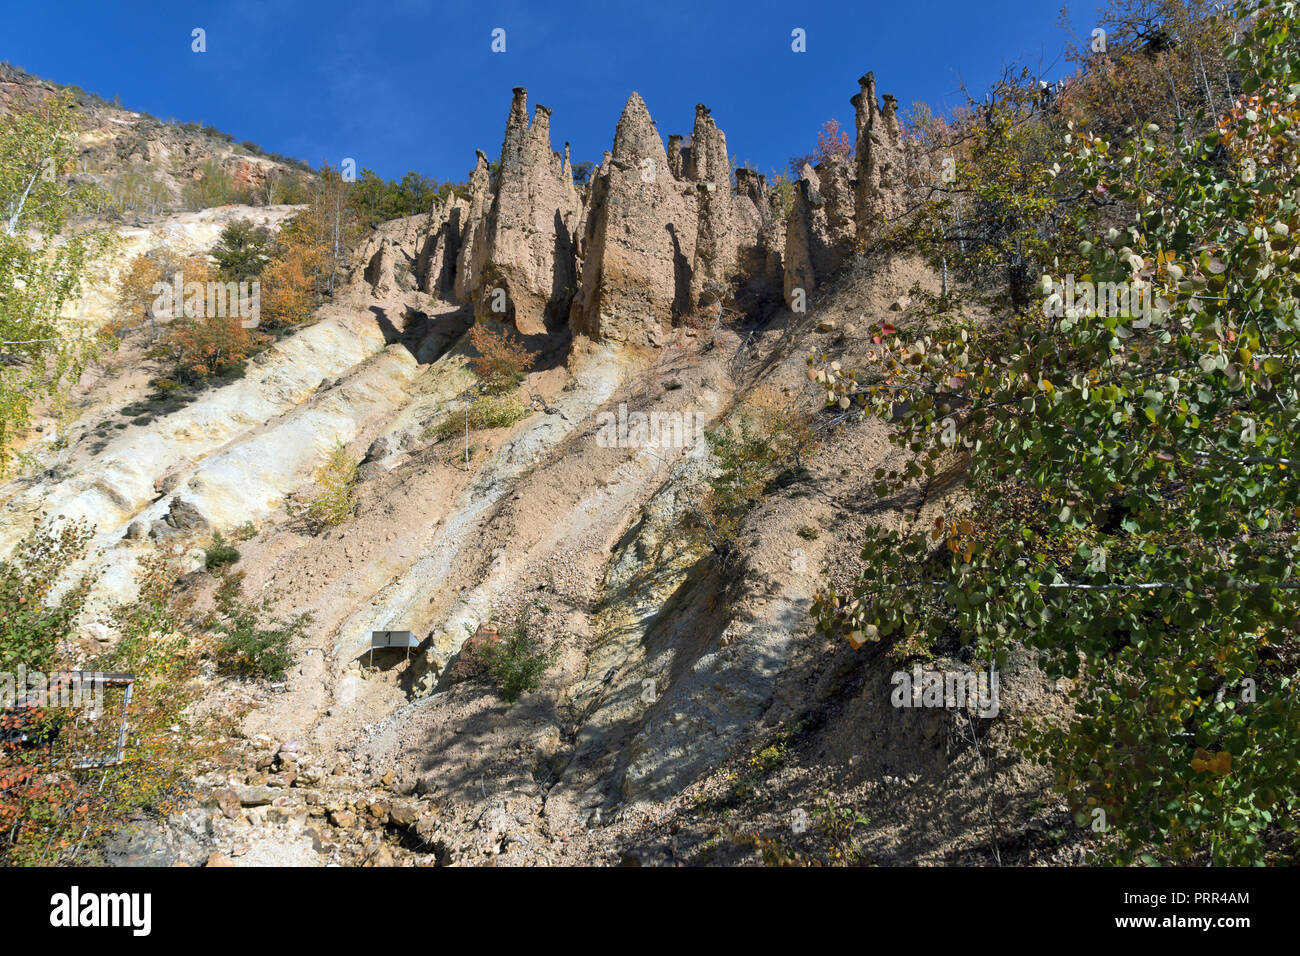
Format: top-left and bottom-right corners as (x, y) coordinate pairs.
(8, 65), (911, 664)
(371, 81), (842, 347)
(9, 58), (905, 343)
(0, 63), (309, 214)
(782, 72), (907, 306)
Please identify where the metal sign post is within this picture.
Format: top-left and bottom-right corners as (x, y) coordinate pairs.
(368, 631), (419, 666)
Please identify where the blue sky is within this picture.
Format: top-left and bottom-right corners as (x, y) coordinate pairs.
(4, 0), (1087, 184)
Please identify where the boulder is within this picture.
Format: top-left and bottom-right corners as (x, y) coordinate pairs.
(329, 810), (356, 828)
(446, 622), (499, 683)
(233, 785), (277, 806)
(388, 801), (419, 828)
(364, 844), (396, 867)
(212, 788), (241, 820)
(164, 495), (209, 534)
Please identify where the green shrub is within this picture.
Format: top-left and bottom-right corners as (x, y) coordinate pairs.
(268, 174), (311, 205)
(429, 394), (529, 442)
(303, 441), (358, 532)
(393, 258), (413, 291)
(204, 530), (240, 570)
(210, 218), (272, 281)
(97, 159), (172, 217)
(471, 394), (529, 430)
(770, 174), (796, 222)
(213, 574), (310, 681)
(695, 389), (818, 553)
(812, 792), (870, 864)
(749, 738), (790, 774)
(0, 521), (95, 674)
(480, 606), (558, 703)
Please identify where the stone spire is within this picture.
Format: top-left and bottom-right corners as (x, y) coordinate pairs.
(569, 93), (697, 344)
(667, 134), (685, 179)
(478, 88), (580, 334)
(684, 104), (728, 186)
(528, 104), (553, 157)
(734, 168), (769, 222)
(452, 150), (493, 303)
(612, 92), (669, 171)
(851, 71), (905, 241)
(501, 87), (530, 170)
(686, 104), (735, 307)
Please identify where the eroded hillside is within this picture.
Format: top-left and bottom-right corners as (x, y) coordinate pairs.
(1, 62), (311, 214)
(1, 72), (1076, 867)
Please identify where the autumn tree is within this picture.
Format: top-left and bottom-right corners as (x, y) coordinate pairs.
(259, 163), (363, 329)
(467, 322), (531, 393)
(896, 70), (1093, 310)
(157, 255), (264, 380)
(114, 247), (193, 340)
(817, 118), (854, 162)
(113, 252), (163, 336)
(1059, 0), (1239, 145)
(260, 238), (322, 329)
(167, 315), (261, 380)
(789, 118), (856, 176)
